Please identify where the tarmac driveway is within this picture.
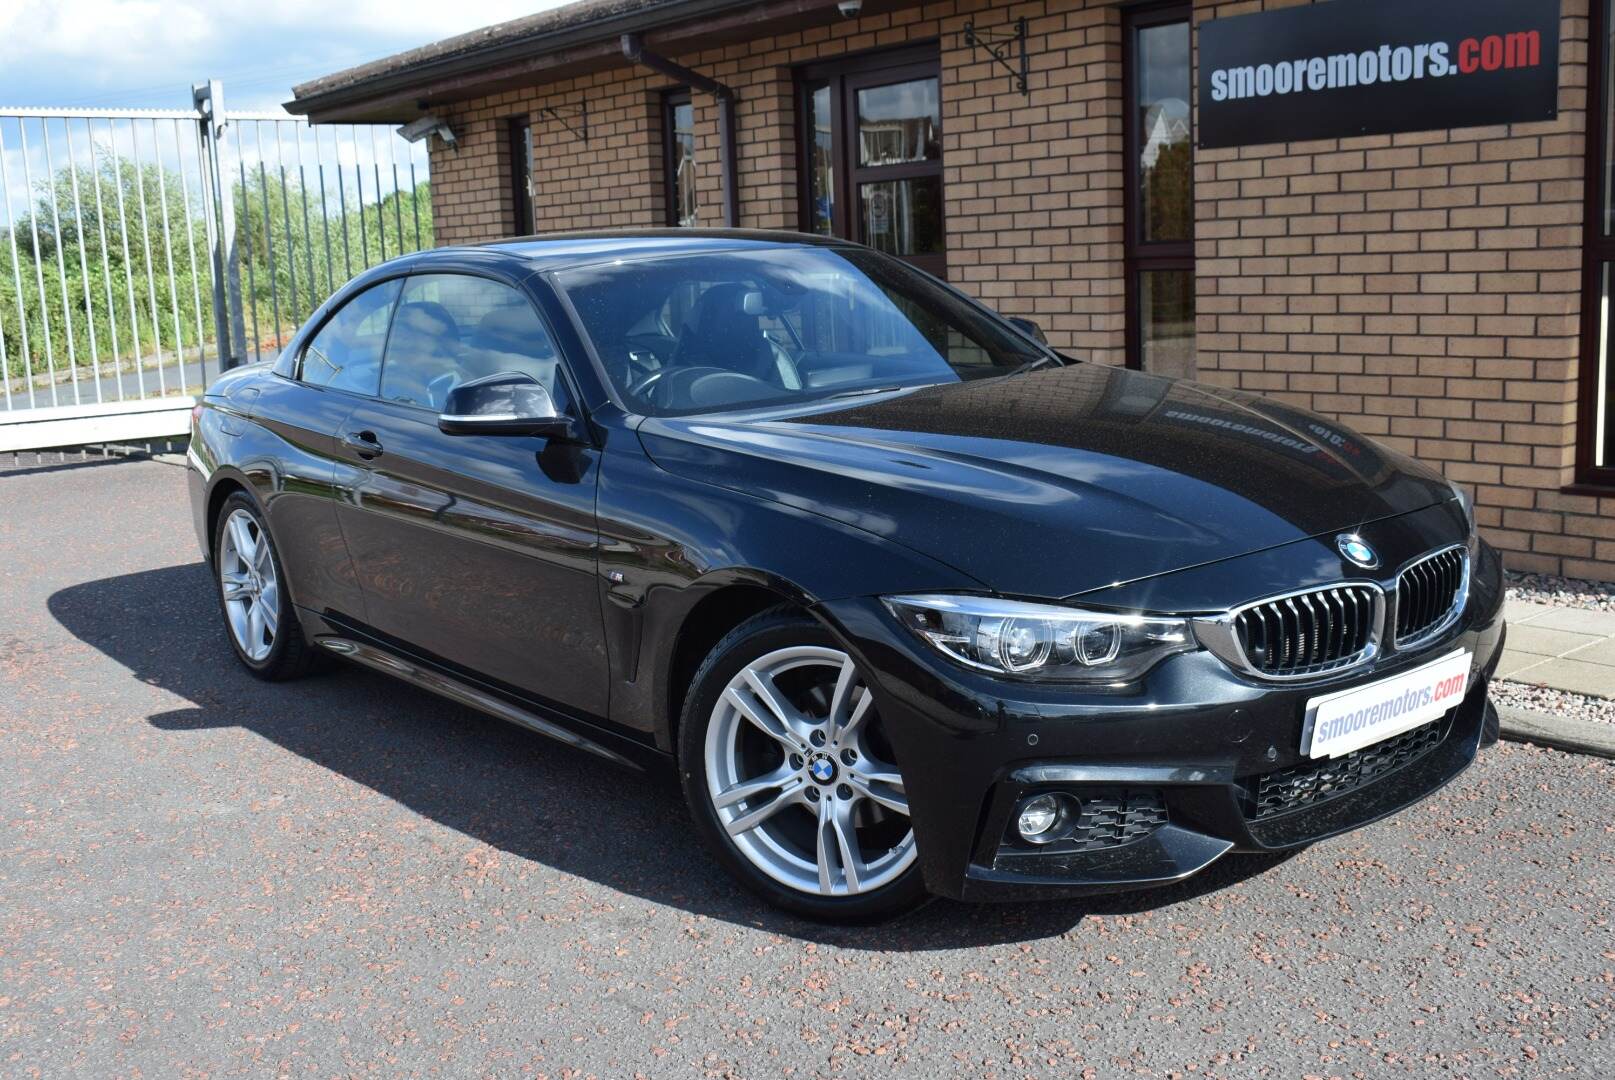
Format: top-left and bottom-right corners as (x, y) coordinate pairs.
(2, 456), (1611, 1077)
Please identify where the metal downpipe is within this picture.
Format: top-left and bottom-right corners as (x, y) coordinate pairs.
(621, 33), (740, 227)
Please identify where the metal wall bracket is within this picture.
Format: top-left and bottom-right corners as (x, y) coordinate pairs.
(963, 17), (1029, 96)
(540, 101), (588, 143)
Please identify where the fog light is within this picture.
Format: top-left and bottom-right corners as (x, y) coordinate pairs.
(1016, 793), (1074, 844)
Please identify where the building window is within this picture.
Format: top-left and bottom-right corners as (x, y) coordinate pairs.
(1124, 4), (1194, 378)
(797, 45), (945, 278)
(664, 90), (698, 226)
(508, 117), (533, 235)
(1582, 1), (1615, 485)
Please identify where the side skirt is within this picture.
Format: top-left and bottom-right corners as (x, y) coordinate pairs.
(314, 634), (663, 773)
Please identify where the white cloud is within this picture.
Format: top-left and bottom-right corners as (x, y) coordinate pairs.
(0, 0), (560, 61)
(252, 1), (574, 40)
(0, 2), (213, 67)
(0, 0), (572, 110)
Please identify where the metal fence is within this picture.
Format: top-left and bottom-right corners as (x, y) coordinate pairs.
(0, 83), (431, 451)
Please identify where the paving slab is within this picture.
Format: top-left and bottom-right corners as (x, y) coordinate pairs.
(1506, 656), (1615, 699)
(1496, 647), (1551, 679)
(1505, 623), (1602, 658)
(1524, 605), (1615, 637)
(1565, 635), (1615, 668)
(1502, 598), (1559, 625)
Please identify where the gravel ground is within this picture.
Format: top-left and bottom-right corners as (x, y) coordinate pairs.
(1492, 680), (1615, 725)
(3, 458), (1613, 1078)
(1506, 570), (1615, 614)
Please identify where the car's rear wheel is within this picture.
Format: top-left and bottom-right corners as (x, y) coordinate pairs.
(213, 492), (318, 680)
(679, 608), (926, 921)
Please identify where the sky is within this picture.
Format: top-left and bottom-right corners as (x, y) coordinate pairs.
(0, 0), (575, 112)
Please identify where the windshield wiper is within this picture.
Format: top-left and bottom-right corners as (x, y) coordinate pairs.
(825, 385), (906, 399)
(1006, 355), (1060, 376)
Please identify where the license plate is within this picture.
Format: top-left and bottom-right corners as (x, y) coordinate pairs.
(1301, 650), (1472, 760)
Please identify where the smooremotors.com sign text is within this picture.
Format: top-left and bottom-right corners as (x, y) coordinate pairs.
(1198, 0), (1560, 150)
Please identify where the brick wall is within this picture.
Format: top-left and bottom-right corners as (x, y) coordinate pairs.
(423, 0), (1613, 582)
(1192, 0), (1609, 580)
(428, 0), (1132, 363)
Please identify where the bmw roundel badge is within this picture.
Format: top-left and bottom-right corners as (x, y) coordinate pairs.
(1337, 534), (1379, 570)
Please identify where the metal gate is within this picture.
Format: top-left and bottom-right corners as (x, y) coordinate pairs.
(0, 82), (431, 452)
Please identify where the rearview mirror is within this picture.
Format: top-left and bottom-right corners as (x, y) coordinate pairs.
(438, 371), (577, 440)
(1005, 316), (1048, 345)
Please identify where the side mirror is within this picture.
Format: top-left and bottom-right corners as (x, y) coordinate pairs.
(1005, 316), (1048, 345)
(438, 371), (577, 441)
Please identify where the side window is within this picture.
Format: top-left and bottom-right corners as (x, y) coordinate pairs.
(300, 279), (402, 395)
(379, 274), (563, 411)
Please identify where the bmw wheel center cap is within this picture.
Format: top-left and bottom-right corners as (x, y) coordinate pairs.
(808, 754), (837, 784)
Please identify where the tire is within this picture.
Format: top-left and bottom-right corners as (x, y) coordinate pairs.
(212, 492), (320, 681)
(678, 607), (928, 922)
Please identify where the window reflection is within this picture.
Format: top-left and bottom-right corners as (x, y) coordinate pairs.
(1596, 263), (1613, 467)
(667, 96), (697, 227)
(1126, 8), (1194, 376)
(665, 98), (697, 226)
(860, 177), (943, 257)
(1584, 6), (1615, 481)
(807, 84), (834, 235)
(857, 78), (940, 166)
(1606, 9), (1615, 234)
(1137, 21), (1191, 244)
(1141, 270), (1195, 381)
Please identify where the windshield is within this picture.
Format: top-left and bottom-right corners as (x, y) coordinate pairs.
(552, 246), (1050, 416)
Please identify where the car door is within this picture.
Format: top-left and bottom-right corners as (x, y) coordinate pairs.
(250, 277), (404, 625)
(331, 271), (610, 722)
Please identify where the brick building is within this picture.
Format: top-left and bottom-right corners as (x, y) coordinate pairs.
(288, 0), (1615, 583)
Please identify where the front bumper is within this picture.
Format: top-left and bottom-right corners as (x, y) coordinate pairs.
(959, 684), (1496, 900)
(815, 529), (1507, 903)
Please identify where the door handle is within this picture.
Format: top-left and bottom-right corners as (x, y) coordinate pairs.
(341, 430), (384, 459)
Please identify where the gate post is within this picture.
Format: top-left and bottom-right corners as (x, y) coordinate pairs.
(194, 80), (247, 370)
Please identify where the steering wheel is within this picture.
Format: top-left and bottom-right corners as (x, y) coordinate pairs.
(628, 368), (666, 401)
(426, 370), (460, 411)
(636, 366), (776, 410)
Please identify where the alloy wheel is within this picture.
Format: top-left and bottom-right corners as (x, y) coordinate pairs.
(218, 508), (279, 663)
(704, 645), (915, 897)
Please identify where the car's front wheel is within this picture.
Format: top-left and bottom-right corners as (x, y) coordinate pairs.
(213, 492), (318, 681)
(679, 608), (926, 921)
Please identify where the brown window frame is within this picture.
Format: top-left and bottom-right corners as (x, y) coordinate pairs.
(507, 117), (533, 236)
(1578, 0), (1615, 489)
(1123, 1), (1195, 372)
(795, 43), (946, 279)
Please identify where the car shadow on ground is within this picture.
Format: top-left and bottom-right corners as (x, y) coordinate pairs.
(51, 563), (1298, 950)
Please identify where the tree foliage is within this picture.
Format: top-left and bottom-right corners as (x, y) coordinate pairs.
(2, 152), (432, 386)
(1144, 139), (1192, 243)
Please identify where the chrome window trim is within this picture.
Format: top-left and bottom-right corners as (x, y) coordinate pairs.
(1391, 544), (1471, 652)
(1192, 581), (1387, 684)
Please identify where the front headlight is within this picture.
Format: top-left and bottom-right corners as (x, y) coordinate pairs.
(1448, 479), (1476, 534)
(883, 594), (1197, 683)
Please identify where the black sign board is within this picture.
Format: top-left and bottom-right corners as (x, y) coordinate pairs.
(1198, 0), (1560, 150)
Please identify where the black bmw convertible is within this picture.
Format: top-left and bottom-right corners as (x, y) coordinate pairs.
(188, 229), (1505, 921)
